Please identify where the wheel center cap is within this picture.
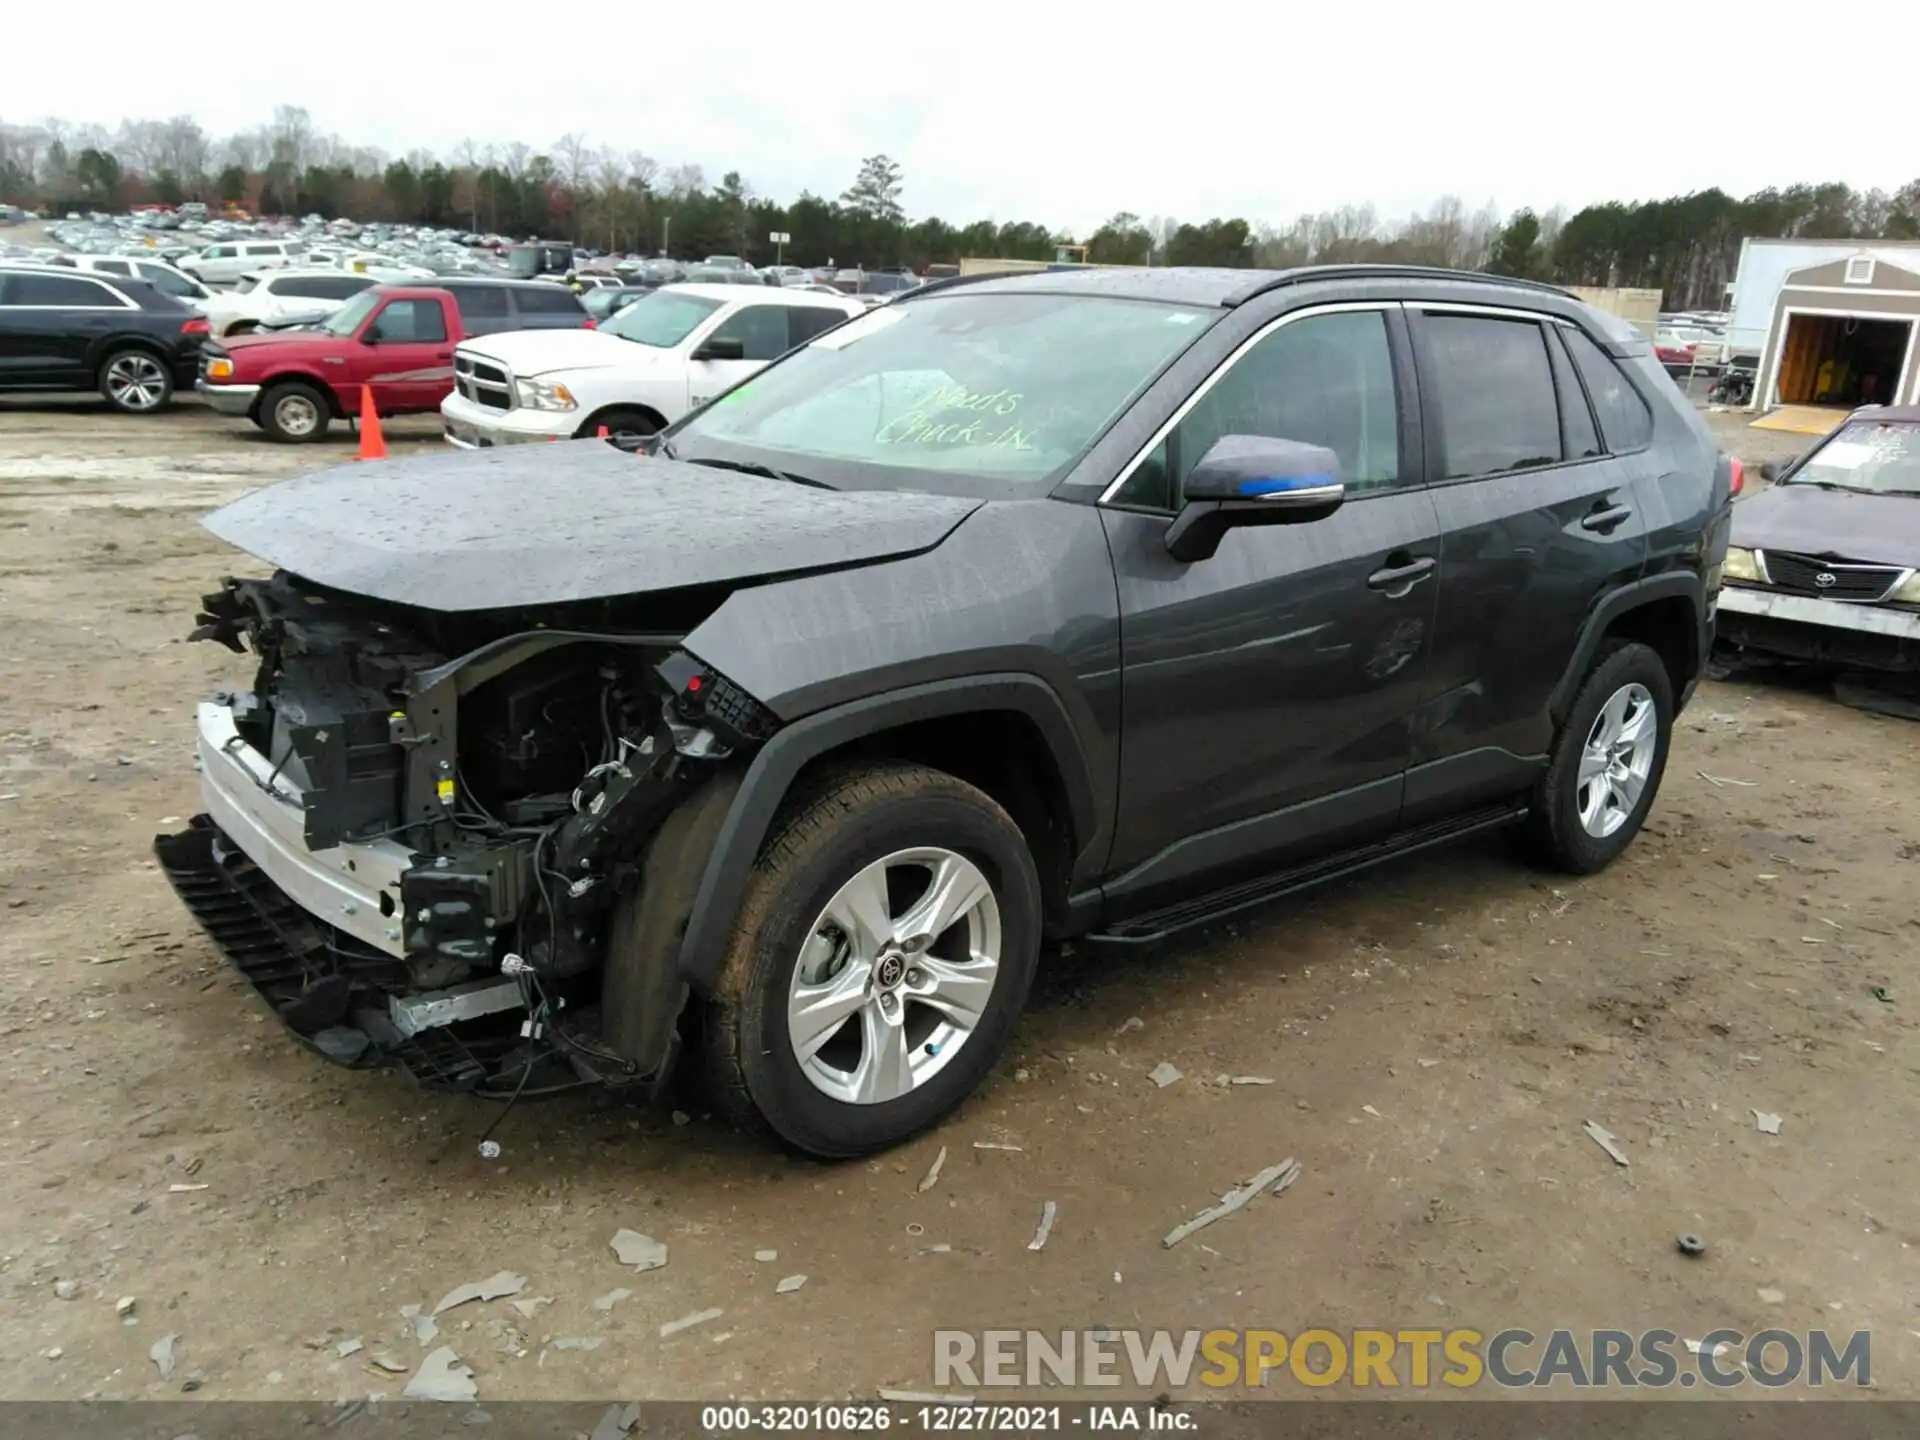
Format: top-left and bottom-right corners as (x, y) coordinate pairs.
(875, 953), (906, 990)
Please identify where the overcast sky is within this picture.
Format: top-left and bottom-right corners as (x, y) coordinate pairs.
(17, 2), (1919, 234)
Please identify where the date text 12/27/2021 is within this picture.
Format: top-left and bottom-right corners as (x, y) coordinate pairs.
(698, 1402), (1197, 1432)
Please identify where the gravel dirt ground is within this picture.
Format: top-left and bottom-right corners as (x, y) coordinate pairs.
(1, 396), (1915, 1404)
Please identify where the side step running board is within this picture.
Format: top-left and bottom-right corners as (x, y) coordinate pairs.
(1085, 803), (1526, 946)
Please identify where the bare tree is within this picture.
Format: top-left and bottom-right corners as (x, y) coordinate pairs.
(269, 104), (314, 173)
(662, 163), (704, 199)
(157, 115), (210, 187)
(114, 119), (165, 177)
(593, 147), (628, 249)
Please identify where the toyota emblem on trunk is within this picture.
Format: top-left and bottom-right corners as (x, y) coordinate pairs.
(1814, 571), (1838, 588)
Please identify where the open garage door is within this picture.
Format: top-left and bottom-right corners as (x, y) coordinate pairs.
(1774, 313), (1911, 408)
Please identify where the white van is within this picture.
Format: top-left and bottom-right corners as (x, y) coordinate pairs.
(178, 239), (307, 286)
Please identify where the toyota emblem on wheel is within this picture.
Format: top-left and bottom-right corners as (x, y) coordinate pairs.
(1814, 571), (1837, 588)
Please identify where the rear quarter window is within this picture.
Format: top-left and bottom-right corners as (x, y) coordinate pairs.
(451, 285), (511, 321)
(510, 286), (587, 317)
(1561, 326), (1654, 453)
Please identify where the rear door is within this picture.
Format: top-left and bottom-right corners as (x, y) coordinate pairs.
(1402, 306), (1648, 821)
(346, 296), (453, 412)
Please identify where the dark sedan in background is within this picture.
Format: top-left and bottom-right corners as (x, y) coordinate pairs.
(0, 265), (208, 412)
(1718, 405), (1920, 672)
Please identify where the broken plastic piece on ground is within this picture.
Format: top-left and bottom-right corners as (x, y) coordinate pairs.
(403, 1346), (478, 1402)
(432, 1270), (526, 1315)
(1163, 1158), (1302, 1248)
(917, 1145), (947, 1194)
(610, 1229), (668, 1272)
(1583, 1120), (1630, 1166)
(1028, 1200), (1058, 1251)
(659, 1307), (724, 1338)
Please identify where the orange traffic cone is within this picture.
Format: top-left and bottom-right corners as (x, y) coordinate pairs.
(355, 386), (387, 462)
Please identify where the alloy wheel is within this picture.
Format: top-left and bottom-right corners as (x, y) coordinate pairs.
(1576, 682), (1657, 838)
(105, 354), (166, 411)
(786, 847), (1001, 1106)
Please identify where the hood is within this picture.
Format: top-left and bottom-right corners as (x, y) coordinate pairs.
(202, 441), (982, 613)
(1731, 482), (1920, 568)
(458, 327), (638, 375)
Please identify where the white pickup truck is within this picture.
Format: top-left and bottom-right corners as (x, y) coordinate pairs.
(440, 283), (862, 446)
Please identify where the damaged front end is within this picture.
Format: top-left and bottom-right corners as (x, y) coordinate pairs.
(155, 572), (774, 1096)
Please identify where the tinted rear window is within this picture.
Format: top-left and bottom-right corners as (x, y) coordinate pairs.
(1422, 314), (1562, 478)
(512, 286), (585, 316)
(2, 272), (121, 307)
(451, 285), (511, 319)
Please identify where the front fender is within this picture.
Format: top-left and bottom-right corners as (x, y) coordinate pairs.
(674, 673), (1096, 995)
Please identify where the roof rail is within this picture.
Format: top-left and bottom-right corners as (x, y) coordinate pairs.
(1224, 264), (1573, 308)
(890, 270), (1010, 302)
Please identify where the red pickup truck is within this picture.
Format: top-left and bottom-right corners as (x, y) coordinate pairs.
(195, 280), (590, 442)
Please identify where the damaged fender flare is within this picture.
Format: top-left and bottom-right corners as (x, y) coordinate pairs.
(674, 672), (1097, 995)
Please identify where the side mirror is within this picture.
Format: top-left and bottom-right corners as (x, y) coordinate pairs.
(1164, 436), (1346, 563)
(361, 325), (384, 345)
(1757, 462), (1777, 483)
(693, 335), (746, 362)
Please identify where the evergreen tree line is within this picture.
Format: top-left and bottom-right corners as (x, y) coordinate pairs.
(5, 109), (1918, 309)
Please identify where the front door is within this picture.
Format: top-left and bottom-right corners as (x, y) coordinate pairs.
(1400, 308), (1650, 821)
(1101, 304), (1441, 912)
(345, 297), (454, 413)
(688, 303), (791, 411)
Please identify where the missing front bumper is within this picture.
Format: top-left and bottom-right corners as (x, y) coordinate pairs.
(154, 817), (523, 1089)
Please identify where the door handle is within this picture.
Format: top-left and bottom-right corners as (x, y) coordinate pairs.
(1581, 504), (1633, 532)
(1367, 555), (1436, 592)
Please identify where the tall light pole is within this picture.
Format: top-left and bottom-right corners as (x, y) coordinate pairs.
(662, 215), (671, 258)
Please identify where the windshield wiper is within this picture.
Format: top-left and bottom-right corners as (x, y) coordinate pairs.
(675, 454), (836, 490)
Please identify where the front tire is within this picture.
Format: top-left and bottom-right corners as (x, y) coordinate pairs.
(99, 348), (173, 413)
(1511, 640), (1673, 874)
(581, 407), (661, 451)
(258, 380), (331, 443)
(705, 763), (1042, 1158)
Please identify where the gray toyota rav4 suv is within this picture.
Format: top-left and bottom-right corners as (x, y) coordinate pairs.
(158, 265), (1734, 1156)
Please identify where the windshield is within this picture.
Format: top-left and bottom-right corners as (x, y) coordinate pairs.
(233, 275), (259, 295)
(319, 290), (381, 337)
(1791, 420), (1920, 495)
(601, 289), (722, 347)
(669, 292), (1211, 496)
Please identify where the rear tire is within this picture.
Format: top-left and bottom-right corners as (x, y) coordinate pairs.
(1510, 640), (1673, 874)
(258, 380), (331, 444)
(98, 348), (173, 413)
(704, 762), (1042, 1158)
